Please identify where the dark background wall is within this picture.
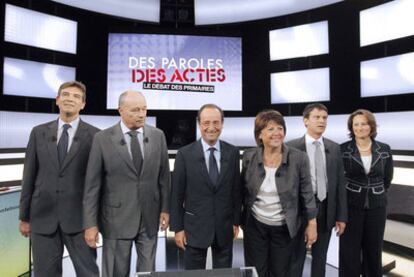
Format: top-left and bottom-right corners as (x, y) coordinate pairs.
(1, 0), (413, 147)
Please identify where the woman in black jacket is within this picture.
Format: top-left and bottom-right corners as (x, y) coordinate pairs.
(340, 109), (393, 277)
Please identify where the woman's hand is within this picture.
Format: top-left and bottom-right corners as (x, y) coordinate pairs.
(304, 218), (317, 249)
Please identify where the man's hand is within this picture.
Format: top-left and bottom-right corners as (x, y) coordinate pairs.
(304, 219), (317, 249)
(159, 212), (169, 231)
(19, 221), (30, 237)
(335, 221), (346, 236)
(174, 230), (187, 250)
(84, 226), (99, 249)
(233, 225), (239, 240)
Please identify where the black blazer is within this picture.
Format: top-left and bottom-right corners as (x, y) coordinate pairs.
(170, 139), (241, 249)
(341, 140), (393, 209)
(240, 145), (317, 239)
(287, 136), (348, 230)
(19, 119), (99, 234)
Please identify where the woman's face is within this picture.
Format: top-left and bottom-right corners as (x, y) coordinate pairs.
(352, 114), (371, 140)
(259, 121), (285, 149)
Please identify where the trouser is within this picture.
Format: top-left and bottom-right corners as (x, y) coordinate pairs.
(290, 198), (331, 277)
(31, 227), (99, 277)
(184, 236), (233, 270)
(244, 216), (296, 277)
(339, 206), (386, 277)
(102, 224), (158, 277)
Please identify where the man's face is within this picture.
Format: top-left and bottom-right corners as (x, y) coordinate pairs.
(56, 86), (85, 117)
(118, 93), (147, 130)
(304, 108), (328, 138)
(198, 107), (223, 146)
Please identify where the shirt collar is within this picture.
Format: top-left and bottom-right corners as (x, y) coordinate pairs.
(201, 138), (221, 153)
(120, 120), (144, 135)
(58, 116), (80, 131)
(305, 133), (323, 145)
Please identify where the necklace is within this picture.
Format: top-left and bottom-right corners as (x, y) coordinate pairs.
(356, 141), (372, 152)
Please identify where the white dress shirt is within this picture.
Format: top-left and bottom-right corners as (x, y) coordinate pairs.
(305, 133), (327, 194)
(120, 120), (145, 159)
(201, 138), (221, 173)
(57, 117), (80, 152)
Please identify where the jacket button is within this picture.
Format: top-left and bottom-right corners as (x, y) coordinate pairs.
(56, 190), (59, 193)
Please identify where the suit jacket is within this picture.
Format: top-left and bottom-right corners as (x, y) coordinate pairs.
(341, 139), (393, 209)
(287, 136), (347, 230)
(19, 119), (99, 235)
(83, 123), (170, 239)
(170, 139), (241, 249)
(241, 145), (317, 239)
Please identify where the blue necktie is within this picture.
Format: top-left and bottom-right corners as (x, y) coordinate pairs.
(208, 147), (219, 186)
(57, 124), (71, 166)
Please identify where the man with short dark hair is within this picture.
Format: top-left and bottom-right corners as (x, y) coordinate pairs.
(83, 91), (170, 277)
(170, 104), (241, 270)
(288, 103), (347, 277)
(19, 81), (100, 277)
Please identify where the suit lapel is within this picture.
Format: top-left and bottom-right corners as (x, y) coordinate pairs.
(297, 136), (307, 152)
(46, 120), (59, 171)
(216, 141), (230, 191)
(60, 119), (87, 171)
(370, 140), (381, 171)
(348, 141), (365, 170)
(142, 125), (152, 175)
(323, 138), (335, 192)
(110, 123), (137, 175)
(195, 140), (215, 190)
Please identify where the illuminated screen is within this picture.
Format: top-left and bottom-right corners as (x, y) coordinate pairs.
(269, 21), (329, 61)
(4, 4), (77, 54)
(194, 0), (343, 25)
(270, 68), (330, 104)
(106, 34), (242, 111)
(196, 112), (414, 151)
(361, 52), (414, 97)
(360, 0), (414, 46)
(0, 111), (156, 149)
(3, 57), (76, 99)
(51, 0), (160, 22)
(0, 190), (30, 277)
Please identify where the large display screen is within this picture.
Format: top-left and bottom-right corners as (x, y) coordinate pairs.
(195, 111), (414, 151)
(269, 21), (329, 61)
(194, 0), (343, 25)
(361, 52), (414, 97)
(3, 57), (76, 99)
(0, 189), (30, 277)
(0, 111), (156, 149)
(4, 4), (77, 54)
(51, 0), (160, 22)
(106, 34), (242, 111)
(360, 0), (414, 47)
(270, 67), (330, 104)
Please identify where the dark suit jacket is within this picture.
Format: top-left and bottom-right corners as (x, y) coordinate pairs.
(170, 139), (241, 249)
(341, 139), (393, 209)
(19, 119), (99, 234)
(83, 123), (170, 239)
(241, 145), (317, 239)
(287, 136), (347, 230)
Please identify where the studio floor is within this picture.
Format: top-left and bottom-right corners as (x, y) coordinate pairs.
(54, 238), (414, 277)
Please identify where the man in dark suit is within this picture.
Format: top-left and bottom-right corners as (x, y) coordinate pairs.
(170, 104), (241, 270)
(83, 91), (170, 277)
(288, 103), (347, 277)
(19, 81), (100, 277)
